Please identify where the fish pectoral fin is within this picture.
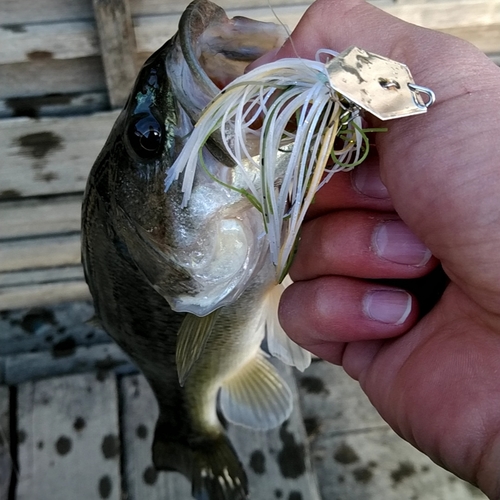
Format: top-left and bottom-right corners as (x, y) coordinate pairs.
(219, 352), (293, 430)
(264, 278), (312, 372)
(176, 310), (220, 386)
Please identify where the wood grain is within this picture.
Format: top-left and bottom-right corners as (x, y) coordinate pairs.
(4, 341), (132, 385)
(92, 0), (138, 108)
(0, 196), (82, 239)
(2, 2), (499, 65)
(0, 0), (483, 25)
(0, 280), (90, 313)
(16, 373), (122, 500)
(0, 58), (106, 101)
(295, 361), (487, 499)
(0, 112), (117, 198)
(0, 235), (81, 273)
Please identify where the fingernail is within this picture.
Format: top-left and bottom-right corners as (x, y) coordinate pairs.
(373, 220), (432, 266)
(363, 290), (412, 325)
(352, 163), (389, 199)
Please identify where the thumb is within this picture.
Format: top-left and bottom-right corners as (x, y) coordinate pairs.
(258, 0), (474, 101)
(256, 0), (500, 309)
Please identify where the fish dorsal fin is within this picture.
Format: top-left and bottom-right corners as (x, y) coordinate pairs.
(264, 278), (311, 372)
(219, 352), (292, 430)
(176, 310), (220, 386)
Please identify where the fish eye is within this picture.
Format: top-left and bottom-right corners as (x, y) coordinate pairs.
(127, 114), (164, 159)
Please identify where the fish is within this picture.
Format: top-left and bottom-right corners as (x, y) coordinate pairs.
(81, 1), (311, 499)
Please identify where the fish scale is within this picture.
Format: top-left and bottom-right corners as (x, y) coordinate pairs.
(81, 1), (304, 499)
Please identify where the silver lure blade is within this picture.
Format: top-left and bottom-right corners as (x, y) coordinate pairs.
(326, 46), (435, 120)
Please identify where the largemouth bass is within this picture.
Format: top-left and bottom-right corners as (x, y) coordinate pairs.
(81, 1), (310, 499)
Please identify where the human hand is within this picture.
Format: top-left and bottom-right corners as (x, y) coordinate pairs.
(260, 0), (500, 496)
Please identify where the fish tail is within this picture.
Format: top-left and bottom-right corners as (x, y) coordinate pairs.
(153, 425), (248, 500)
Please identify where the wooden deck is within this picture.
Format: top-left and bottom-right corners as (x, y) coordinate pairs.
(1, 0), (499, 498)
(0, 301), (487, 500)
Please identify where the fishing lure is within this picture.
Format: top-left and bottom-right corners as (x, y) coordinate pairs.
(165, 46), (435, 282)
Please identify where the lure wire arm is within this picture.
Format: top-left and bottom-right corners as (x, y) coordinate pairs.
(408, 83), (436, 110)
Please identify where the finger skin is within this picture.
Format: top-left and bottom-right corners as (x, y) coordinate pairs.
(279, 276), (419, 344)
(306, 155), (394, 219)
(271, 0), (500, 496)
(290, 210), (437, 282)
(275, 0), (500, 312)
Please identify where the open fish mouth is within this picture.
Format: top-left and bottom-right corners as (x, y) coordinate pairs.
(168, 0), (288, 122)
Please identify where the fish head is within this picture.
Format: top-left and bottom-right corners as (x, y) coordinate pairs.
(94, 0), (288, 316)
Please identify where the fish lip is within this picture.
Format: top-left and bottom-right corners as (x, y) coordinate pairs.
(178, 0), (223, 99)
(175, 0), (288, 101)
(169, 0), (288, 165)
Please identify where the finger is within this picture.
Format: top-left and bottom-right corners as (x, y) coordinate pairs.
(290, 211), (437, 281)
(272, 0), (468, 101)
(306, 153), (394, 220)
(279, 276), (419, 346)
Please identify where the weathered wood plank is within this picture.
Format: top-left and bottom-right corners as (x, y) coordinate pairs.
(16, 373), (122, 500)
(92, 0), (138, 108)
(309, 427), (486, 499)
(0, 21), (101, 65)
(0, 112), (118, 199)
(0, 281), (90, 312)
(295, 361), (486, 499)
(386, 0), (500, 29)
(0, 386), (11, 500)
(2, 2), (500, 65)
(1, 22), (499, 198)
(0, 266), (84, 288)
(0, 0), (319, 25)
(0, 300), (107, 357)
(0, 58), (106, 101)
(1, 0), (94, 25)
(120, 374), (193, 499)
(295, 361), (388, 435)
(0, 0), (483, 26)
(440, 23), (500, 55)
(0, 231), (88, 310)
(0, 4), (497, 118)
(0, 196), (82, 239)
(3, 342), (132, 385)
(120, 365), (321, 500)
(0, 92), (109, 119)
(0, 235), (81, 273)
(136, 0), (500, 58)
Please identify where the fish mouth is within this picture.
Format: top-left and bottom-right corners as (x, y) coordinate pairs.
(181, 0), (288, 89)
(169, 0), (288, 120)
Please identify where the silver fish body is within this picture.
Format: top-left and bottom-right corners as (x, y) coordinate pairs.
(81, 1), (301, 499)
